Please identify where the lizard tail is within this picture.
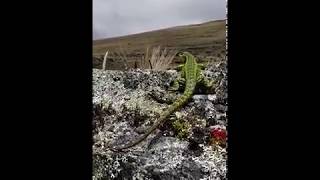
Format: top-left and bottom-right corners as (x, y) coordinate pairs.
(110, 92), (192, 151)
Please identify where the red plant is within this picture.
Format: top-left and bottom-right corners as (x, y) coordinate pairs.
(210, 127), (227, 146)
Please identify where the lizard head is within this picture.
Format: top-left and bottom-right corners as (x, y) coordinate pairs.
(177, 51), (193, 62)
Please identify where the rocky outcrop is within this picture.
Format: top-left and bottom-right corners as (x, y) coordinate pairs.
(93, 61), (227, 180)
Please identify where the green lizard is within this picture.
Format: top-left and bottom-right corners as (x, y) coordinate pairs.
(110, 52), (215, 151)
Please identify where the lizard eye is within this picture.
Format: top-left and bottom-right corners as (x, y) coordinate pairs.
(178, 52), (187, 58)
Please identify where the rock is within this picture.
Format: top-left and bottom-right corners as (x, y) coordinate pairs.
(208, 94), (217, 101)
(92, 61), (227, 180)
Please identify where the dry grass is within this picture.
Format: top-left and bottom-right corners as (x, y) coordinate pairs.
(109, 45), (130, 70)
(93, 20), (226, 70)
(108, 46), (177, 71)
(102, 50), (108, 71)
(93, 20), (226, 56)
(136, 46), (177, 70)
(139, 46), (152, 69)
(147, 46), (177, 70)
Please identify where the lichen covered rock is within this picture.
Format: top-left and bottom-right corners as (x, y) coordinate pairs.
(93, 61), (227, 180)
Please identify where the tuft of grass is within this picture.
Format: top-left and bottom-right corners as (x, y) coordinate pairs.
(149, 46), (177, 70)
(110, 44), (130, 71)
(139, 46), (152, 69)
(105, 45), (177, 71)
(138, 46), (177, 70)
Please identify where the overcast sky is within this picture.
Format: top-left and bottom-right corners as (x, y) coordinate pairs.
(93, 0), (226, 40)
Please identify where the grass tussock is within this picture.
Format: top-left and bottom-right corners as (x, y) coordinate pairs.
(139, 46), (177, 70)
(101, 45), (178, 71)
(149, 46), (177, 70)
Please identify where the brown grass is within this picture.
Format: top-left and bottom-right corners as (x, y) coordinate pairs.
(148, 46), (177, 70)
(139, 46), (151, 69)
(109, 45), (130, 70)
(93, 20), (226, 70)
(133, 46), (177, 70)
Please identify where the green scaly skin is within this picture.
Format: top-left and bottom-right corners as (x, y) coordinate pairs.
(110, 52), (215, 151)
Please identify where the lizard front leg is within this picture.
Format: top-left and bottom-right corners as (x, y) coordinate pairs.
(174, 64), (184, 71)
(197, 63), (206, 70)
(168, 77), (185, 91)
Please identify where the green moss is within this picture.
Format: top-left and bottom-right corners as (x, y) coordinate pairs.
(172, 118), (191, 139)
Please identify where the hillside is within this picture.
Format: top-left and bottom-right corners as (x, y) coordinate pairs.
(93, 19), (226, 70)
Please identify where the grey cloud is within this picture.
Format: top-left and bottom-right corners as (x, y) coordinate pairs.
(93, 0), (226, 39)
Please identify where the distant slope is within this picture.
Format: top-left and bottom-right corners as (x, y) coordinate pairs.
(93, 19), (226, 70)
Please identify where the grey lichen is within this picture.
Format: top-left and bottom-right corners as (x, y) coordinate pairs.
(92, 61), (227, 179)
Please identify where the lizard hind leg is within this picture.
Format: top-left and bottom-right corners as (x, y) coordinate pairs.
(197, 74), (216, 93)
(197, 63), (206, 70)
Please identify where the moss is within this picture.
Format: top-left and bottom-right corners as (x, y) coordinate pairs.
(172, 118), (191, 139)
